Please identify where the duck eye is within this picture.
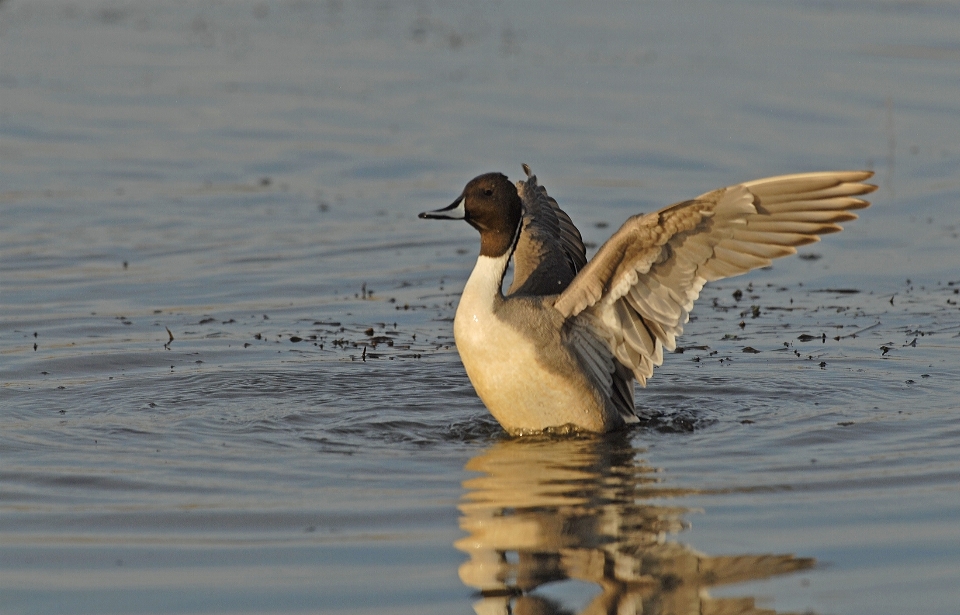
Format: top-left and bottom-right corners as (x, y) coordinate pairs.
(482, 188), (494, 196)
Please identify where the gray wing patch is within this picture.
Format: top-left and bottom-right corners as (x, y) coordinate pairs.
(565, 316), (639, 425)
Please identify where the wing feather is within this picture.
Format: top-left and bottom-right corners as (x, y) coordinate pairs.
(712, 245), (773, 271)
(729, 229), (821, 246)
(627, 278), (682, 327)
(763, 197), (866, 213)
(555, 171), (876, 387)
(720, 238), (796, 260)
(565, 316), (640, 424)
(745, 219), (846, 234)
(566, 318), (615, 389)
(506, 165), (587, 296)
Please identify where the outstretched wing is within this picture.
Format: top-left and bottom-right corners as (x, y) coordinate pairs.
(553, 171), (876, 385)
(507, 164), (587, 296)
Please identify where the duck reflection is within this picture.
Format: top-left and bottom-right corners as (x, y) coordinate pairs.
(456, 435), (813, 615)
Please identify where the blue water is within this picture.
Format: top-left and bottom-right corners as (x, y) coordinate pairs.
(2, 1), (960, 613)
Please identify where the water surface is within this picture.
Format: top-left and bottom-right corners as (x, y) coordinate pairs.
(2, 1), (960, 613)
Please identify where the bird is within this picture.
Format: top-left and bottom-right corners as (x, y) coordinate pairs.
(419, 165), (875, 435)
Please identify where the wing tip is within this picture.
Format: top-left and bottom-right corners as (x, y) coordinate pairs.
(846, 196), (873, 210)
(838, 169), (874, 182)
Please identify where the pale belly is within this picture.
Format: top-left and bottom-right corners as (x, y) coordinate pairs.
(453, 306), (608, 434)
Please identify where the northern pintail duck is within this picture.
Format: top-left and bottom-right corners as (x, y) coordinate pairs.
(420, 166), (875, 435)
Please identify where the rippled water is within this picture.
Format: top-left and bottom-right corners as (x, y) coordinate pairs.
(2, 1), (960, 613)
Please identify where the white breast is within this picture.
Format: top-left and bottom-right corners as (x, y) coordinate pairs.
(453, 255), (609, 433)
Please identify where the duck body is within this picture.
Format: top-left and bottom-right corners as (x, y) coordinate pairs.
(453, 262), (625, 433)
(421, 166), (875, 435)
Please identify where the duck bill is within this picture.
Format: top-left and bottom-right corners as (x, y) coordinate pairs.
(419, 196), (465, 220)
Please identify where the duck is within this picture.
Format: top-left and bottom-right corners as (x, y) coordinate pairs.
(420, 165), (875, 435)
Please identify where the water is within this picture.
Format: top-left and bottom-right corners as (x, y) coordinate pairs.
(2, 1), (960, 613)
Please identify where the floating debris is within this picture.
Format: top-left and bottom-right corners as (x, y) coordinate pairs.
(837, 322), (882, 340)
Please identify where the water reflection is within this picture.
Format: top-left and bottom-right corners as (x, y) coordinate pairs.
(456, 435), (813, 615)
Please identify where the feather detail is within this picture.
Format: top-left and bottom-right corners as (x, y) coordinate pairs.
(507, 165), (587, 296)
(554, 171), (876, 393)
